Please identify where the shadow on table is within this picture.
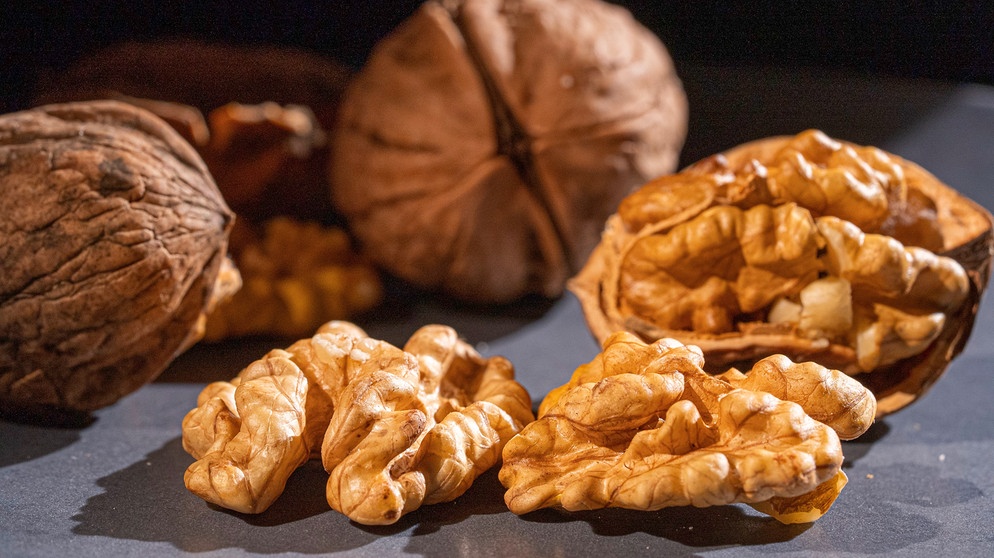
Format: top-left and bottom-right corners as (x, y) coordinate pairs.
(70, 436), (508, 555)
(503, 469), (948, 555)
(71, 436), (355, 554)
(67, 417), (963, 556)
(0, 418), (82, 467)
(840, 419), (891, 466)
(521, 504), (810, 547)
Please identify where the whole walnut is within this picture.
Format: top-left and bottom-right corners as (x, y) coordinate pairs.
(571, 130), (993, 416)
(0, 101), (237, 416)
(331, 0), (687, 303)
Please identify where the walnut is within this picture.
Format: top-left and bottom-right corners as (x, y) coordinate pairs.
(0, 100), (237, 415)
(182, 321), (533, 524)
(32, 39), (352, 224)
(196, 101), (329, 223)
(572, 130), (993, 416)
(81, 95), (330, 227)
(500, 332), (876, 524)
(331, 0), (687, 303)
(202, 218), (383, 341)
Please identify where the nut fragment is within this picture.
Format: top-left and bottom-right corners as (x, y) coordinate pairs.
(500, 332), (875, 523)
(0, 100), (236, 415)
(196, 101), (330, 223)
(98, 97), (332, 226)
(202, 217), (383, 341)
(182, 321), (533, 524)
(331, 0), (687, 303)
(572, 130), (993, 415)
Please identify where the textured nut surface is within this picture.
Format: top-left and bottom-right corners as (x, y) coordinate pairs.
(182, 321), (533, 523)
(0, 100), (235, 414)
(572, 130), (993, 415)
(203, 217), (383, 341)
(332, 0), (687, 303)
(500, 332), (875, 523)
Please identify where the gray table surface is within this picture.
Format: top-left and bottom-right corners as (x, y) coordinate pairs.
(3, 70), (994, 557)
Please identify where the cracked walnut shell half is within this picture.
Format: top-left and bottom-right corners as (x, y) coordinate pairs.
(331, 0), (687, 303)
(182, 321), (533, 524)
(499, 332), (876, 524)
(571, 130), (993, 416)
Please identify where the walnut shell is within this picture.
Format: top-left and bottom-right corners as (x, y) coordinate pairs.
(571, 130), (993, 416)
(0, 100), (236, 415)
(331, 0), (687, 303)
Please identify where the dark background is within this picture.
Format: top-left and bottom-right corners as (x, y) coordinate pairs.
(4, 0), (994, 115)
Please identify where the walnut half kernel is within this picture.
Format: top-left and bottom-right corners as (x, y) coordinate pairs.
(181, 321), (533, 525)
(572, 130), (994, 416)
(499, 332), (876, 524)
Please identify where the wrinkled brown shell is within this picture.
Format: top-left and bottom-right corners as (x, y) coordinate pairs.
(331, 0), (687, 303)
(572, 133), (993, 416)
(0, 100), (236, 414)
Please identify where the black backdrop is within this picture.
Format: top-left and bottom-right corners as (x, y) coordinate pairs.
(4, 1), (994, 112)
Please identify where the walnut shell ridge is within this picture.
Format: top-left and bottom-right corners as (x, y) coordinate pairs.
(0, 100), (236, 415)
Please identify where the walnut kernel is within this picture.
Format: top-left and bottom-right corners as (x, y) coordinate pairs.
(182, 321), (533, 524)
(572, 130), (993, 415)
(500, 332), (876, 523)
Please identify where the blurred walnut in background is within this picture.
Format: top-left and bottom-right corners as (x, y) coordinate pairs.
(32, 39), (352, 224)
(203, 218), (382, 341)
(331, 0), (688, 303)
